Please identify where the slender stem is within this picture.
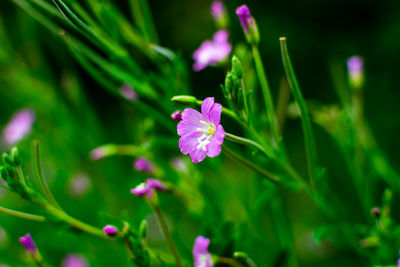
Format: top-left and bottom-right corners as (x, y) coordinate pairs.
(279, 37), (318, 192)
(225, 132), (273, 158)
(33, 141), (62, 210)
(217, 257), (244, 267)
(222, 145), (281, 184)
(0, 206), (46, 222)
(153, 205), (183, 267)
(251, 45), (280, 147)
(45, 205), (106, 239)
(124, 237), (136, 262)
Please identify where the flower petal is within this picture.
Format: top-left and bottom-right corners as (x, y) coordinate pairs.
(189, 148), (208, 163)
(213, 124), (225, 144)
(206, 103), (222, 126)
(177, 108), (205, 136)
(206, 126), (224, 157)
(179, 132), (203, 155)
(201, 97), (215, 116)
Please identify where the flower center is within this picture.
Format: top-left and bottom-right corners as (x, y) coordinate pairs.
(196, 120), (216, 151)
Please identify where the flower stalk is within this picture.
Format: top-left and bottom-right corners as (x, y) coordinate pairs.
(279, 37), (318, 192)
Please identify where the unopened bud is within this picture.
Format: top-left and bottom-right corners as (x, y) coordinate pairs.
(139, 219), (147, 239)
(10, 147), (21, 166)
(231, 55), (244, 78)
(171, 95), (198, 106)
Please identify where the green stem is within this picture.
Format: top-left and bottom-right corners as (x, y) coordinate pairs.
(225, 132), (273, 158)
(251, 45), (280, 147)
(222, 145), (281, 184)
(0, 206), (46, 222)
(45, 205), (107, 239)
(33, 141), (62, 210)
(279, 37), (318, 192)
(241, 80), (250, 122)
(153, 205), (183, 267)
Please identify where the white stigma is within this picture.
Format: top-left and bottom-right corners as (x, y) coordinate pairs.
(196, 120), (216, 152)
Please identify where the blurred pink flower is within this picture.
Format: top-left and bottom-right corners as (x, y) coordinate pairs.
(62, 254), (89, 267)
(119, 84), (138, 101)
(131, 178), (166, 199)
(193, 30), (231, 71)
(2, 108), (35, 145)
(193, 236), (212, 267)
(19, 233), (36, 253)
(134, 157), (155, 173)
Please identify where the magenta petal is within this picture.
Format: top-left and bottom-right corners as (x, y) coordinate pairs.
(206, 138), (221, 157)
(130, 183), (148, 196)
(193, 236), (210, 256)
(213, 125), (225, 144)
(179, 132), (203, 154)
(189, 148), (207, 163)
(201, 97), (215, 116)
(207, 103), (222, 126)
(177, 120), (203, 137)
(181, 108), (204, 125)
(146, 178), (166, 191)
(213, 30), (228, 44)
(206, 126), (224, 157)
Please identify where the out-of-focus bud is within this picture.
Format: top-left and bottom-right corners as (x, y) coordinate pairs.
(19, 233), (37, 253)
(211, 1), (228, 29)
(347, 56), (364, 90)
(171, 110), (182, 121)
(236, 5), (259, 45)
(103, 225), (118, 237)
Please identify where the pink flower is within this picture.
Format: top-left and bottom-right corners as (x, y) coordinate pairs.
(193, 236), (212, 267)
(193, 30), (232, 71)
(211, 1), (225, 21)
(62, 254), (89, 267)
(103, 225), (118, 236)
(19, 233), (36, 253)
(2, 109), (35, 145)
(134, 157), (155, 173)
(177, 97), (225, 163)
(236, 5), (254, 34)
(130, 178), (166, 199)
